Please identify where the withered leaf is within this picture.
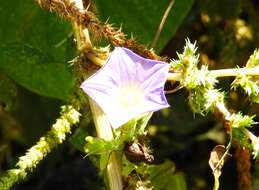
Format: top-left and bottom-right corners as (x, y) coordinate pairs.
(209, 145), (231, 177)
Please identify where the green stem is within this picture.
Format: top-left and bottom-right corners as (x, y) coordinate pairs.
(89, 99), (123, 190)
(213, 174), (220, 190)
(167, 67), (259, 81)
(71, 0), (123, 189)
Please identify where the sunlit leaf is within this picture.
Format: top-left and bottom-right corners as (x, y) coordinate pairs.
(0, 0), (75, 62)
(84, 136), (121, 170)
(0, 44), (75, 100)
(0, 0), (76, 100)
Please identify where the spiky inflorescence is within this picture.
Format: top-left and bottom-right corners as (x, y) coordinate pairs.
(34, 0), (164, 61)
(0, 105), (80, 190)
(171, 39), (220, 115)
(171, 40), (259, 189)
(232, 49), (259, 103)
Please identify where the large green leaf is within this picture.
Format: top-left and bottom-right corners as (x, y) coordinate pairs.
(0, 73), (17, 111)
(0, 0), (76, 100)
(94, 0), (194, 52)
(0, 0), (75, 61)
(0, 44), (75, 100)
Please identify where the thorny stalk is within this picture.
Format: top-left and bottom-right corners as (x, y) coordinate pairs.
(34, 0), (164, 61)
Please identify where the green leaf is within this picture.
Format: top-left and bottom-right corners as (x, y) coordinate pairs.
(145, 160), (175, 177)
(69, 126), (89, 152)
(136, 160), (187, 190)
(85, 136), (121, 170)
(0, 0), (75, 62)
(119, 120), (137, 142)
(147, 161), (186, 190)
(0, 0), (76, 100)
(94, 0), (194, 52)
(85, 137), (110, 154)
(122, 156), (137, 177)
(136, 112), (153, 135)
(0, 74), (17, 111)
(0, 44), (75, 100)
(118, 113), (153, 143)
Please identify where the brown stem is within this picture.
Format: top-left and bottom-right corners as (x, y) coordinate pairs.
(234, 142), (252, 190)
(151, 0), (175, 49)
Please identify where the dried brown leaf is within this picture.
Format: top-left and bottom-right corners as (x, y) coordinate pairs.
(209, 145), (230, 177)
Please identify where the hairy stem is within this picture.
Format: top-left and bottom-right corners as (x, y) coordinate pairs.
(167, 67), (259, 81)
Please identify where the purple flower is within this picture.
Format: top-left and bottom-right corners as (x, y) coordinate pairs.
(81, 47), (170, 129)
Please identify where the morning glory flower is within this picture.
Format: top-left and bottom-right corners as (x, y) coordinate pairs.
(81, 47), (170, 129)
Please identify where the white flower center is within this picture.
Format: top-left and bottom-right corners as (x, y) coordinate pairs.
(118, 85), (144, 109)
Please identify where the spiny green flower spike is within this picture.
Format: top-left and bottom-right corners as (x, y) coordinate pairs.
(172, 40), (258, 162)
(229, 113), (257, 129)
(232, 49), (259, 103)
(0, 105), (80, 190)
(170, 38), (199, 71)
(0, 170), (25, 190)
(172, 40), (221, 115)
(184, 65), (217, 89)
(204, 89), (225, 111)
(246, 49), (259, 68)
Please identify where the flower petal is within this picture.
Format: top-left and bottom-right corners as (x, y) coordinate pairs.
(81, 47), (170, 129)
